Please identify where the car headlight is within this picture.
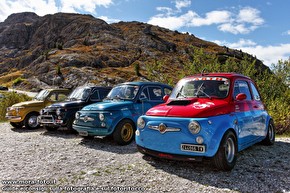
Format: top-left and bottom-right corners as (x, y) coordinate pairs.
(99, 113), (105, 121)
(75, 112), (80, 119)
(56, 108), (61, 115)
(188, 121), (201, 134)
(137, 117), (145, 129)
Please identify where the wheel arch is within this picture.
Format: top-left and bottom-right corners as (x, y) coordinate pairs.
(108, 117), (136, 135)
(207, 116), (239, 157)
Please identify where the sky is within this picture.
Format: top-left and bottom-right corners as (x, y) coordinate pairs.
(0, 0), (290, 67)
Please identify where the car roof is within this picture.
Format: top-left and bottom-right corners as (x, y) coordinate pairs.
(45, 88), (70, 92)
(118, 81), (172, 87)
(76, 86), (112, 89)
(184, 73), (251, 81)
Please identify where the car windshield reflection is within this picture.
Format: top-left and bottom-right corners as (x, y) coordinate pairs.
(104, 85), (139, 101)
(171, 77), (230, 99)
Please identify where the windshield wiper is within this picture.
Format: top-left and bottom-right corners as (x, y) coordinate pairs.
(176, 86), (187, 98)
(195, 83), (212, 99)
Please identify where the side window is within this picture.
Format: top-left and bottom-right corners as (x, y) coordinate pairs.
(148, 86), (163, 101)
(139, 87), (149, 100)
(57, 93), (68, 101)
(233, 80), (252, 100)
(48, 93), (57, 101)
(250, 83), (261, 101)
(90, 90), (100, 101)
(99, 89), (110, 99)
(164, 88), (172, 95)
(49, 93), (67, 102)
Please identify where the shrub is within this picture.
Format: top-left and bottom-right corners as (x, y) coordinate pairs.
(0, 92), (31, 121)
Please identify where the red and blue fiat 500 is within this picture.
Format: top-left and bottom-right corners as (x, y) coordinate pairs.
(136, 73), (275, 171)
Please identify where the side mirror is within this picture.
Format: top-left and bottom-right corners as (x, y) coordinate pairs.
(163, 95), (169, 102)
(236, 93), (247, 101)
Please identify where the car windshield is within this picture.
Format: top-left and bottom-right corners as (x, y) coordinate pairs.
(34, 90), (50, 101)
(170, 77), (230, 99)
(68, 87), (91, 101)
(105, 85), (139, 101)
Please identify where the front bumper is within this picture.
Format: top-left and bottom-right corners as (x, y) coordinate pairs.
(5, 115), (22, 122)
(72, 124), (110, 136)
(137, 145), (203, 161)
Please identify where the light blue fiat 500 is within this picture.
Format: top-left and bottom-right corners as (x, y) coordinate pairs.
(136, 73), (275, 171)
(73, 82), (172, 145)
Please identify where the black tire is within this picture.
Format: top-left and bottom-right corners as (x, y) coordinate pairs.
(10, 122), (23, 128)
(213, 131), (237, 171)
(44, 125), (58, 131)
(66, 117), (77, 133)
(113, 119), (135, 145)
(261, 120), (275, 146)
(24, 112), (39, 130)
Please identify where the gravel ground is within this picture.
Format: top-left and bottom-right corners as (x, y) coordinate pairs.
(0, 122), (289, 193)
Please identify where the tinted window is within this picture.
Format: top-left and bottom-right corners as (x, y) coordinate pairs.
(148, 86), (163, 101)
(99, 89), (110, 99)
(139, 87), (149, 100)
(250, 83), (261, 101)
(90, 90), (100, 101)
(233, 80), (252, 100)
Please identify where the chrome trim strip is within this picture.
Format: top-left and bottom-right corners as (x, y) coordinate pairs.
(148, 124), (181, 133)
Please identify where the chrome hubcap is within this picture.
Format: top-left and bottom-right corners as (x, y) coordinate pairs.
(28, 116), (38, 128)
(225, 138), (235, 163)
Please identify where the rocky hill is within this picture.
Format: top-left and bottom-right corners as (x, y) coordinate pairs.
(0, 12), (268, 91)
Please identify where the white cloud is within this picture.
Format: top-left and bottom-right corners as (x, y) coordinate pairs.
(59, 0), (113, 13)
(190, 10), (232, 26)
(148, 3), (264, 35)
(0, 0), (58, 21)
(241, 44), (290, 66)
(148, 11), (196, 30)
(175, 0), (191, 11)
(284, 30), (290, 35)
(98, 16), (120, 24)
(237, 7), (264, 25)
(216, 39), (290, 66)
(0, 0), (113, 22)
(148, 10), (232, 31)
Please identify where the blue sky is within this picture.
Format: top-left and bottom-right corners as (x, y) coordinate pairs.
(1, 0), (290, 67)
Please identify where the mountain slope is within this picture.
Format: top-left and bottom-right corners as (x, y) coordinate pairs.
(0, 12), (268, 90)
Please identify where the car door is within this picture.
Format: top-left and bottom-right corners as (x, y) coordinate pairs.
(135, 85), (165, 115)
(233, 80), (256, 148)
(249, 82), (267, 138)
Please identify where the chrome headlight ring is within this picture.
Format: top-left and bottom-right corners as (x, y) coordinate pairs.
(188, 121), (201, 134)
(75, 112), (80, 119)
(99, 113), (105, 121)
(137, 117), (145, 129)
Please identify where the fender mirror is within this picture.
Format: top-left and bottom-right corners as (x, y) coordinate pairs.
(163, 95), (169, 102)
(236, 93), (247, 101)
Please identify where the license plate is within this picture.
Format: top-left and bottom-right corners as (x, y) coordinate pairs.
(181, 144), (205, 153)
(79, 131), (88, 136)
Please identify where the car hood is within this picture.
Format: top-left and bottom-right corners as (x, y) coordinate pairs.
(81, 101), (133, 111)
(146, 98), (231, 118)
(12, 100), (44, 107)
(48, 100), (86, 108)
